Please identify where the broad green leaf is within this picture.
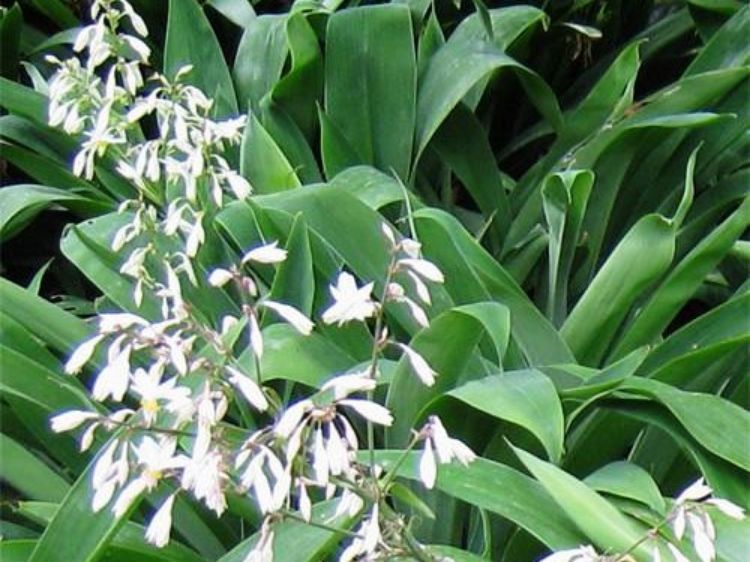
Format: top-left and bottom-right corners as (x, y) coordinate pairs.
(686, 5), (750, 75)
(431, 104), (511, 245)
(325, 4), (416, 180)
(164, 0), (237, 116)
(636, 291), (750, 383)
(415, 39), (560, 164)
(208, 0), (256, 28)
(260, 324), (356, 387)
(513, 446), (650, 558)
(448, 369), (564, 463)
(233, 15), (288, 112)
(448, 6), (546, 52)
(272, 12), (323, 139)
(217, 500), (354, 562)
(240, 111), (301, 193)
(0, 184), (98, 240)
(19, 502), (205, 562)
(319, 107), (364, 179)
(0, 3), (22, 80)
(504, 42), (645, 257)
(0, 144), (90, 192)
(374, 451), (586, 550)
(386, 302), (511, 445)
(610, 196), (750, 360)
(541, 170), (593, 326)
(561, 213), (676, 366)
(0, 77), (47, 123)
(0, 434), (69, 502)
(413, 208), (574, 365)
(583, 461), (666, 514)
(620, 378), (750, 471)
(0, 277), (89, 354)
(61, 217), (162, 319)
(268, 214), (314, 315)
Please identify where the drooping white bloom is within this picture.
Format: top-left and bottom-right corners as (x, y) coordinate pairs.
(65, 334), (106, 374)
(338, 400), (393, 426)
(244, 520), (274, 562)
(397, 258), (445, 284)
(237, 446), (289, 514)
(249, 311), (263, 360)
(339, 504), (381, 562)
(145, 494), (176, 548)
(706, 498), (745, 520)
(227, 366), (268, 411)
(417, 416), (476, 490)
(92, 338), (133, 401)
(321, 272), (378, 326)
(208, 268), (235, 288)
(50, 410), (99, 433)
(397, 343), (437, 386)
(180, 448), (227, 516)
(260, 301), (314, 335)
(321, 372), (376, 400)
(667, 544), (691, 562)
(242, 241), (287, 265)
(676, 478), (712, 504)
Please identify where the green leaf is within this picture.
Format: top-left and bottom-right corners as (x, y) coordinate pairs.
(541, 170), (594, 326)
(431, 104), (512, 245)
(583, 461), (666, 514)
(0, 433), (69, 502)
(260, 324), (356, 387)
(268, 214), (315, 315)
(448, 369), (564, 463)
(240, 111), (301, 193)
(0, 184), (97, 241)
(512, 446), (649, 558)
(686, 5), (750, 75)
(272, 12), (323, 138)
(415, 39), (560, 164)
(373, 451), (586, 550)
(19, 502), (205, 562)
(208, 0), (257, 28)
(561, 213), (676, 366)
(0, 77), (47, 123)
(325, 4), (416, 180)
(620, 378), (750, 471)
(233, 15), (288, 112)
(610, 196), (750, 360)
(386, 302), (511, 445)
(413, 208), (574, 366)
(164, 0), (238, 117)
(0, 277), (89, 355)
(0, 3), (22, 80)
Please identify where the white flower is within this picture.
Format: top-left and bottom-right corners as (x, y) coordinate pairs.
(92, 338), (133, 401)
(244, 520), (274, 562)
(227, 366), (268, 411)
(130, 367), (191, 426)
(237, 446), (289, 514)
(338, 400), (393, 426)
(208, 268), (234, 287)
(99, 313), (148, 333)
(180, 448), (227, 516)
(50, 410), (99, 433)
(418, 416), (475, 490)
(260, 301), (314, 335)
(397, 258), (444, 283)
(706, 498), (745, 520)
(676, 478), (712, 504)
(65, 334), (105, 374)
(321, 272), (378, 326)
(667, 544), (691, 562)
(339, 504), (381, 562)
(321, 372), (376, 400)
(145, 494), (176, 548)
(242, 241), (287, 265)
(398, 343), (437, 386)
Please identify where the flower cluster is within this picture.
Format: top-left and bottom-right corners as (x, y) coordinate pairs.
(539, 478), (745, 562)
(47, 3), (476, 559)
